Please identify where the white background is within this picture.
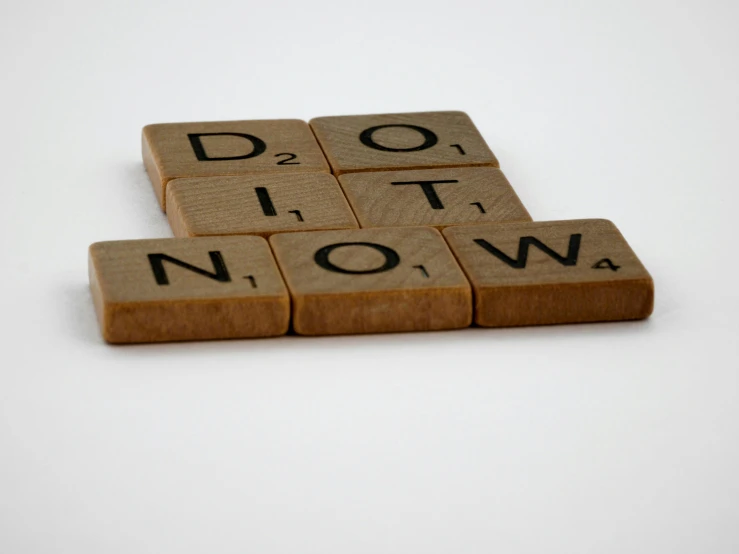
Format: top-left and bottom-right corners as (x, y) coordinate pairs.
(1, 0), (737, 552)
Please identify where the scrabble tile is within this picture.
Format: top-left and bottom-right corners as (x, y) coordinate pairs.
(269, 227), (472, 335)
(338, 167), (531, 230)
(89, 236), (289, 343)
(167, 173), (359, 238)
(310, 111), (499, 175)
(142, 119), (330, 210)
(443, 220), (654, 327)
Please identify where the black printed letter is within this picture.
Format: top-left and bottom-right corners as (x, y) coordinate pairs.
(255, 187), (277, 216)
(147, 251), (231, 285)
(314, 242), (400, 274)
(359, 124), (438, 152)
(391, 180), (459, 210)
(473, 234), (582, 269)
(187, 133), (267, 161)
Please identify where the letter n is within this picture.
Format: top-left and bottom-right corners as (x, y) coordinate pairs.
(147, 251), (232, 285)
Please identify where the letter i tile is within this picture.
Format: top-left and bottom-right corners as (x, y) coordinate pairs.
(166, 173), (358, 237)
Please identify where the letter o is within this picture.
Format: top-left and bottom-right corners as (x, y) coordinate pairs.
(358, 124), (438, 152)
(314, 242), (400, 274)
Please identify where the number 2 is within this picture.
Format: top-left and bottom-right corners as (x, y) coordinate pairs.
(275, 153), (300, 165)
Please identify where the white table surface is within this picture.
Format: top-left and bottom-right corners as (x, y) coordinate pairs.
(1, 1), (737, 552)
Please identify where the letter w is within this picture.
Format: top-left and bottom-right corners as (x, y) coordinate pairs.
(147, 251), (231, 285)
(473, 234), (582, 269)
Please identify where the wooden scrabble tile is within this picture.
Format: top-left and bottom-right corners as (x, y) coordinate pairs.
(269, 227), (472, 335)
(167, 173), (359, 238)
(142, 119), (330, 210)
(89, 236), (289, 343)
(310, 111), (499, 175)
(443, 220), (654, 327)
(338, 167), (531, 230)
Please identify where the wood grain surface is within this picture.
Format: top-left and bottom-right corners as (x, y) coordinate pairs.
(310, 111), (499, 175)
(269, 227), (472, 335)
(167, 173), (359, 238)
(142, 119), (330, 210)
(443, 219), (654, 327)
(338, 167), (531, 229)
(89, 236), (290, 343)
